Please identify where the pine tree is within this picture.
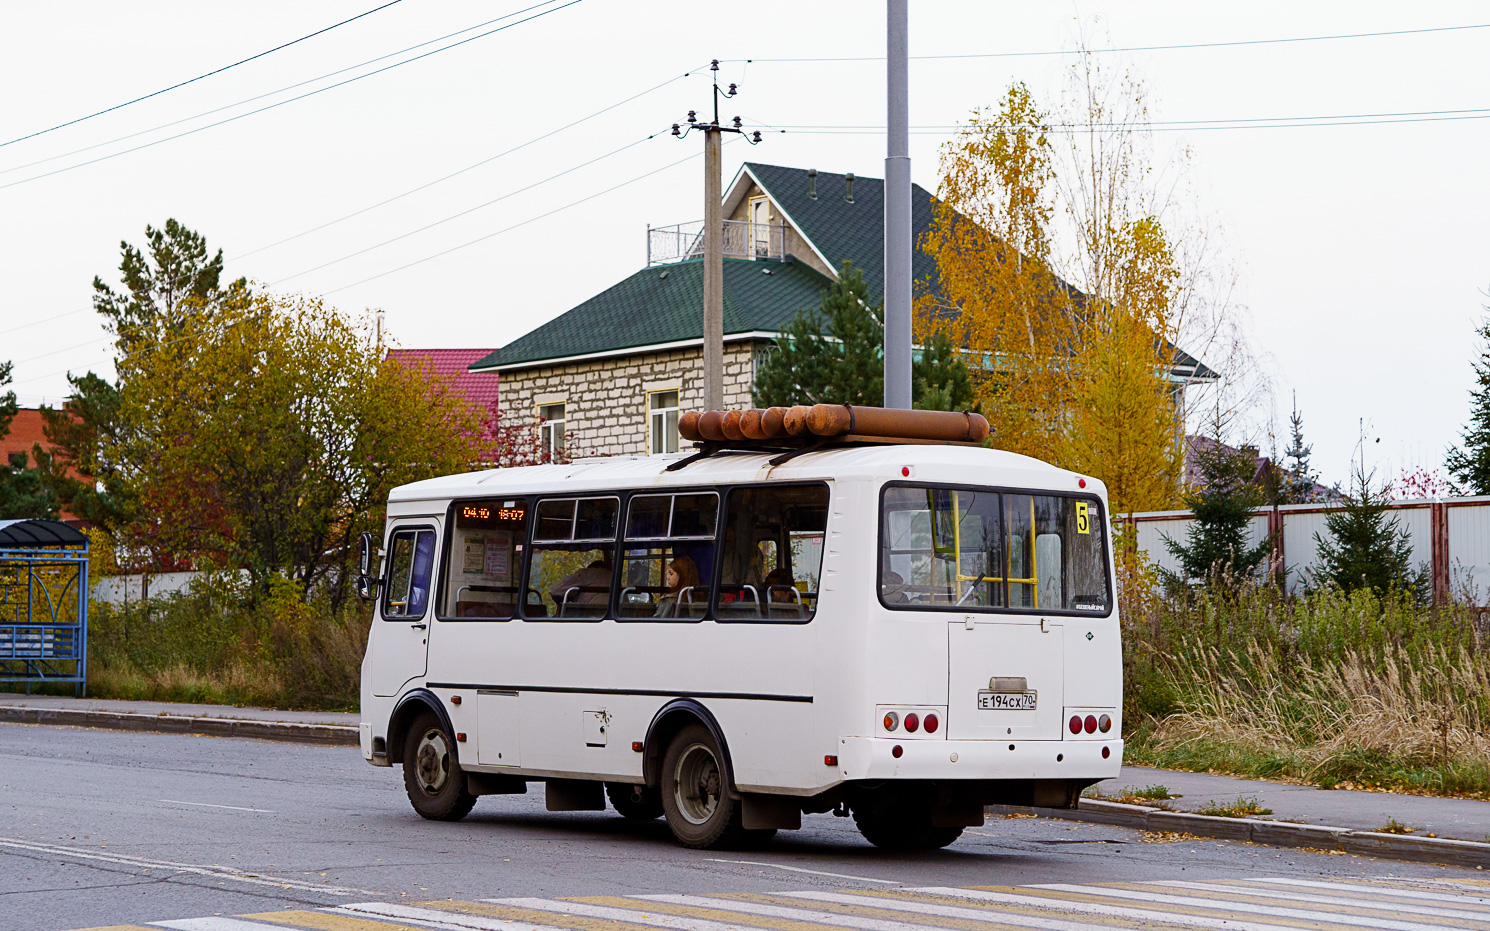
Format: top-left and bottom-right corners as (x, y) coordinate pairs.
(1446, 309), (1490, 494)
(1163, 433), (1271, 584)
(1312, 459), (1424, 597)
(753, 262), (975, 411)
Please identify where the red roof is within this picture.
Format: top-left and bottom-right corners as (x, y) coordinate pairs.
(386, 349), (500, 411)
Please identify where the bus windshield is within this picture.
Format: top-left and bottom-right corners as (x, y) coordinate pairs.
(879, 484), (1110, 615)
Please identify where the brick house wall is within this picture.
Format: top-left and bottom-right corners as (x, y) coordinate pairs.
(496, 341), (764, 457)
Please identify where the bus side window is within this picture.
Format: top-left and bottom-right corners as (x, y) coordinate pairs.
(524, 496), (619, 620)
(442, 499), (528, 620)
(616, 492), (718, 621)
(717, 485), (829, 622)
(385, 528), (435, 619)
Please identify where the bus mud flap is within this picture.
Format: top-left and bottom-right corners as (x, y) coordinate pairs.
(742, 793), (802, 830)
(546, 779), (605, 811)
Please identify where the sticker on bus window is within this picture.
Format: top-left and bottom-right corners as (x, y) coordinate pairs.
(1075, 501), (1090, 534)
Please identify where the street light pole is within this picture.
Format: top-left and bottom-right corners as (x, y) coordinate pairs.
(673, 62), (763, 413)
(883, 0), (912, 410)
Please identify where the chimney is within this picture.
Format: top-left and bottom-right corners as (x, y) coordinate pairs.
(807, 168), (817, 199)
(844, 172), (855, 203)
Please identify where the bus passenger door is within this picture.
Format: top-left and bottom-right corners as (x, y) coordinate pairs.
(369, 523), (438, 697)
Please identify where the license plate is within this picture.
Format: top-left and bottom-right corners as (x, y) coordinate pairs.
(978, 690), (1037, 711)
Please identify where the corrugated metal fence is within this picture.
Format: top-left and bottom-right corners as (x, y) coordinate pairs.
(1126, 496), (1490, 601)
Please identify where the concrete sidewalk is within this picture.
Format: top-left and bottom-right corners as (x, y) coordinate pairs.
(0, 693), (358, 744)
(1104, 763), (1490, 843)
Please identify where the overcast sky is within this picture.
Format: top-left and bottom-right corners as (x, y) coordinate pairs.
(1, 1), (1486, 490)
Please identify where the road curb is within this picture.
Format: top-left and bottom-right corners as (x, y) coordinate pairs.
(0, 705), (359, 746)
(988, 798), (1490, 868)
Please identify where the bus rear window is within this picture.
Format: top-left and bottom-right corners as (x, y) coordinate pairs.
(880, 484), (1109, 615)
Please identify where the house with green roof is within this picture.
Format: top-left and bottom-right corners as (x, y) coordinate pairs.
(469, 162), (1215, 458)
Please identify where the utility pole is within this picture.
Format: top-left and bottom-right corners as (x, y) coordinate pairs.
(673, 61), (761, 412)
(883, 0), (912, 410)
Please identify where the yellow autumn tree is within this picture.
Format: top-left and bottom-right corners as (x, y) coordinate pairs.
(112, 291), (485, 603)
(920, 67), (1190, 515)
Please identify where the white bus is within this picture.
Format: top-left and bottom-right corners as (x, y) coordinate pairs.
(358, 427), (1122, 849)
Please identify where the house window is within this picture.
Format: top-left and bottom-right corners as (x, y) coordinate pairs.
(749, 196), (771, 257)
(648, 390), (680, 455)
(538, 402), (566, 456)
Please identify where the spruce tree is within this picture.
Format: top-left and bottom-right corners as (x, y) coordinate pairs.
(1164, 434), (1271, 584)
(1281, 393), (1321, 503)
(1446, 310), (1490, 494)
(753, 262), (976, 411)
(1312, 459), (1424, 597)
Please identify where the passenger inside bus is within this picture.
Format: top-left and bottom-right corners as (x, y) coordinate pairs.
(717, 485), (827, 621)
(653, 555), (700, 618)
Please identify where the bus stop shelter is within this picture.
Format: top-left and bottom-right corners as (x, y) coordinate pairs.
(0, 519), (88, 695)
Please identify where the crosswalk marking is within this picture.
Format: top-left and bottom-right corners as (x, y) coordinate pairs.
(243, 910), (442, 931)
(1253, 876), (1490, 906)
(59, 875), (1490, 931)
(1028, 882), (1462, 931)
(629, 893), (1080, 931)
(333, 903), (547, 931)
(1138, 879), (1490, 924)
(426, 899), (696, 931)
(154, 920), (302, 931)
(798, 887), (1336, 931)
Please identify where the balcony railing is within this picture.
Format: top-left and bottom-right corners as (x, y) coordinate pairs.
(647, 219), (787, 266)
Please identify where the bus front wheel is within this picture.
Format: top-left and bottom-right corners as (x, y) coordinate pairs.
(402, 711), (477, 821)
(660, 723), (773, 848)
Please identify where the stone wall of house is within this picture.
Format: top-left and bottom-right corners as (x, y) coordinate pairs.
(496, 341), (761, 457)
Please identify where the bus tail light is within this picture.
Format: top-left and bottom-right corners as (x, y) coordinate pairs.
(883, 712), (899, 732)
(904, 713), (920, 733)
(1084, 715), (1098, 734)
(891, 745), (903, 758)
(1098, 714), (1112, 734)
(1069, 715), (1082, 734)
(923, 713), (939, 734)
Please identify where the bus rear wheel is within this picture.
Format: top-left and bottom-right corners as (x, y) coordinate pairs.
(606, 782), (664, 820)
(402, 711), (477, 821)
(853, 808), (964, 850)
(660, 724), (774, 848)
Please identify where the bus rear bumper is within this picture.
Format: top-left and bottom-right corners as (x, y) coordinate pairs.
(836, 736), (1123, 782)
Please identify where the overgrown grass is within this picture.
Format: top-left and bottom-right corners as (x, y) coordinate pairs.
(1123, 578), (1490, 798)
(1, 573), (370, 710)
(1195, 796), (1272, 818)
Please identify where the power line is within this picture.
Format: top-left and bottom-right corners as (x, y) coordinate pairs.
(4, 65), (706, 341)
(749, 106), (1490, 135)
(7, 147), (706, 381)
(271, 129), (672, 285)
(236, 66), (706, 263)
(0, 0), (586, 191)
(0, 0), (571, 180)
(323, 146), (711, 295)
(0, 0), (408, 150)
(725, 21), (1490, 63)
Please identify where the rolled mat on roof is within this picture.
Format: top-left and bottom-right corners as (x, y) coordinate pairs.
(679, 404), (990, 445)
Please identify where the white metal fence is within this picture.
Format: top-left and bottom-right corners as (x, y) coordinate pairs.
(1126, 496), (1490, 601)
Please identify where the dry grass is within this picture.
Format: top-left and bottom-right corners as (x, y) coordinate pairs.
(1122, 580), (1490, 797)
(70, 573), (370, 710)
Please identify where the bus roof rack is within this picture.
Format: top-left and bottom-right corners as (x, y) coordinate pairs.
(666, 404), (991, 471)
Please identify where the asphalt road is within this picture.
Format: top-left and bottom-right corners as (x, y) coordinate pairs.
(2, 723), (1487, 931)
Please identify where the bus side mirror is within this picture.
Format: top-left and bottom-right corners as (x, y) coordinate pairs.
(356, 531), (380, 602)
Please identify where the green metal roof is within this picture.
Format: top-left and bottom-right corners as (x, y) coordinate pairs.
(471, 258), (834, 371)
(741, 162), (941, 305)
